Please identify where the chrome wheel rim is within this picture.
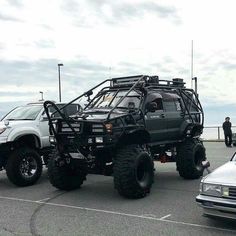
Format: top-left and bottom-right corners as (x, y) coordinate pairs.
(19, 156), (37, 178)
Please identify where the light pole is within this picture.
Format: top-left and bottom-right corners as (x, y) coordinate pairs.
(39, 91), (44, 101)
(58, 63), (64, 102)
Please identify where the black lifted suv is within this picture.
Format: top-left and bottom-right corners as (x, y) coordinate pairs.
(44, 75), (206, 198)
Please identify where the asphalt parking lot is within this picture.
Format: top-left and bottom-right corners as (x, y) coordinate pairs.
(0, 142), (235, 236)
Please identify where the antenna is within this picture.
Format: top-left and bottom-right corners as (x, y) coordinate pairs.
(191, 40), (193, 88)
(191, 40), (198, 95)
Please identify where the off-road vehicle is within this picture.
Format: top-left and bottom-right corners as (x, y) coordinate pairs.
(44, 75), (207, 198)
(0, 101), (80, 186)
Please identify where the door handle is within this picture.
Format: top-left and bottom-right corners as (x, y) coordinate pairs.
(160, 114), (165, 118)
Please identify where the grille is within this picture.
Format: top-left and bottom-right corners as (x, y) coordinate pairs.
(60, 122), (104, 134)
(229, 187), (236, 198)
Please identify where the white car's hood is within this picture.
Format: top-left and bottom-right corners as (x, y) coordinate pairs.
(0, 120), (35, 127)
(0, 120), (36, 136)
(203, 161), (236, 186)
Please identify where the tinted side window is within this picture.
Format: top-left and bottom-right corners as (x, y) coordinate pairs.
(150, 98), (163, 110)
(175, 100), (182, 111)
(163, 100), (177, 112)
(146, 92), (163, 111)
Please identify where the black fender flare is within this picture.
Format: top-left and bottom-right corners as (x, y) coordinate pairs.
(118, 129), (150, 145)
(180, 122), (203, 138)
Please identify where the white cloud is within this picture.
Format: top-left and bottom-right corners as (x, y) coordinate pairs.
(0, 0), (236, 124)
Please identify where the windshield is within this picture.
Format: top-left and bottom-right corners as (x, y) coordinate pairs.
(4, 105), (42, 120)
(91, 90), (141, 109)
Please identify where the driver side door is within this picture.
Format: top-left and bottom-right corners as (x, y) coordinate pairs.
(145, 95), (167, 142)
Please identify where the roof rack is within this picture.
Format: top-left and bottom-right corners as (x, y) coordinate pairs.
(111, 75), (145, 87)
(111, 75), (185, 88)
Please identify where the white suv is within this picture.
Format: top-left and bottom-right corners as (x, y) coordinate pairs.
(0, 101), (80, 186)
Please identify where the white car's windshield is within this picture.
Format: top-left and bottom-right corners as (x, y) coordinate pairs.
(91, 90), (141, 109)
(4, 105), (42, 120)
(232, 153), (236, 161)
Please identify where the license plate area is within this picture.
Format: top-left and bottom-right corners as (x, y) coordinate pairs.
(69, 152), (84, 159)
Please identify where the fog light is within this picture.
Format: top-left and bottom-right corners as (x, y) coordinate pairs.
(95, 137), (103, 143)
(49, 136), (56, 143)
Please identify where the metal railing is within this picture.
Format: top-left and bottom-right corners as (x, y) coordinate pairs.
(202, 126), (236, 140)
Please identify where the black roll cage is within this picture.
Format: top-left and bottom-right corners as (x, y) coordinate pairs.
(43, 74), (204, 137)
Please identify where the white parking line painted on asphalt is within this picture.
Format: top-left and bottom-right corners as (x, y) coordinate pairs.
(36, 198), (50, 203)
(0, 195), (235, 234)
(160, 214), (171, 220)
(141, 214), (157, 218)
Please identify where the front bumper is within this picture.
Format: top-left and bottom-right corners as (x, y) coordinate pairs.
(0, 136), (7, 144)
(55, 133), (116, 152)
(196, 194), (236, 219)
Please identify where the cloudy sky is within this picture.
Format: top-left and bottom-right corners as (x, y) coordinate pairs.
(0, 0), (236, 125)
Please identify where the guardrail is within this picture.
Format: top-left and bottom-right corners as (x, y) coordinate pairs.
(202, 125), (236, 141)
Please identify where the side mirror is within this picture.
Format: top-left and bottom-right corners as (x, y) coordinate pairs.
(85, 90), (93, 102)
(146, 102), (157, 113)
(41, 111), (51, 121)
(41, 114), (48, 121)
(128, 102), (135, 112)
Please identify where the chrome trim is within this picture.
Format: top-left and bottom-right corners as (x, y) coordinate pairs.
(196, 194), (236, 219)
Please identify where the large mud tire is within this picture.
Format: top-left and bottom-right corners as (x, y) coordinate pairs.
(48, 151), (87, 190)
(176, 139), (206, 179)
(113, 145), (154, 199)
(6, 147), (43, 186)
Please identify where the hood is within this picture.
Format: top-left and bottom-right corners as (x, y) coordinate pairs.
(74, 108), (126, 121)
(0, 120), (36, 127)
(203, 161), (236, 186)
(0, 120), (36, 136)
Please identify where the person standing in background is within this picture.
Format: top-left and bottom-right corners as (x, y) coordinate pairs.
(222, 117), (232, 147)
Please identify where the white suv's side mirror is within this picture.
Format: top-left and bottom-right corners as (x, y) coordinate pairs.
(41, 112), (49, 121)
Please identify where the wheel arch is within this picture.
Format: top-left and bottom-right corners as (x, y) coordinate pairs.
(14, 134), (41, 149)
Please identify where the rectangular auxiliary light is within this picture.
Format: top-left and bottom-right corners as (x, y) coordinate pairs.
(61, 122), (81, 132)
(95, 137), (103, 143)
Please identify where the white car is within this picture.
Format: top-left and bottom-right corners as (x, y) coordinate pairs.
(196, 153), (236, 219)
(0, 101), (80, 187)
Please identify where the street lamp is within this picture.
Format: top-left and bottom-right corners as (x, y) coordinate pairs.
(192, 77), (198, 94)
(58, 63), (64, 102)
(39, 91), (44, 101)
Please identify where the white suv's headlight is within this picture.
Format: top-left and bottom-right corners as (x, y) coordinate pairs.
(0, 127), (6, 134)
(202, 183), (222, 197)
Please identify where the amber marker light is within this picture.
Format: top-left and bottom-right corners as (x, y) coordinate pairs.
(105, 123), (113, 133)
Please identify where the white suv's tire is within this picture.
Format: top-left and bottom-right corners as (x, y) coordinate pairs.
(6, 147), (43, 186)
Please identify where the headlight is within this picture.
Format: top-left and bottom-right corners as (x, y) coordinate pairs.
(0, 127), (6, 134)
(202, 183), (222, 197)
